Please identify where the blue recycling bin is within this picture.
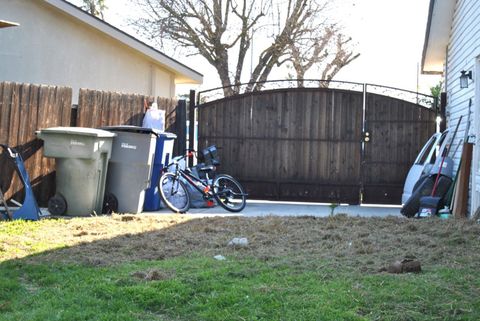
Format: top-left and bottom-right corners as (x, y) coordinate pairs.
(144, 132), (177, 211)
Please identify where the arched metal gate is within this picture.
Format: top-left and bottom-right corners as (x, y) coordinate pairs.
(195, 81), (437, 205)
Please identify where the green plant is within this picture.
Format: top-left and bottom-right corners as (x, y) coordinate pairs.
(329, 203), (339, 216)
(430, 81), (443, 99)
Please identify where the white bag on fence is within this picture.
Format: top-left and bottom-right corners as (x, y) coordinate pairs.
(142, 103), (165, 131)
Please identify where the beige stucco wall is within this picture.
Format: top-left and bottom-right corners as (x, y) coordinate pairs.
(0, 0), (175, 103)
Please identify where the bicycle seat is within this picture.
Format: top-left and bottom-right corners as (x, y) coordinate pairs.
(199, 165), (215, 172)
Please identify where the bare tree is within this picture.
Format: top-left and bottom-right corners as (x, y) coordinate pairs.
(244, 0), (325, 92)
(134, 0), (357, 96)
(287, 25), (335, 87)
(319, 34), (360, 84)
(82, 0), (107, 20)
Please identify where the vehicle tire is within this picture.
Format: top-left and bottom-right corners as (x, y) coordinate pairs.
(212, 174), (247, 212)
(159, 172), (190, 213)
(48, 193), (67, 216)
(102, 192), (118, 214)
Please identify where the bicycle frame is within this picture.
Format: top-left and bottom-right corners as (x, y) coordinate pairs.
(165, 158), (214, 199)
(162, 148), (246, 199)
(178, 168), (246, 200)
(159, 148), (247, 213)
(180, 169), (212, 197)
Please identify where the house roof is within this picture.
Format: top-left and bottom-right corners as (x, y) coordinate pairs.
(0, 20), (19, 28)
(421, 0), (456, 74)
(43, 0), (203, 84)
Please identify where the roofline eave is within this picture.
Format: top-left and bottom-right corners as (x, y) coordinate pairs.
(421, 0), (455, 75)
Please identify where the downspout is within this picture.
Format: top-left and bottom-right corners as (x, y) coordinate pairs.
(149, 64), (155, 96)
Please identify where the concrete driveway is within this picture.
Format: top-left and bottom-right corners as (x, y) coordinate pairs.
(145, 200), (402, 218)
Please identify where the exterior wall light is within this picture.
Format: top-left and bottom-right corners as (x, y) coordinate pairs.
(460, 70), (472, 89)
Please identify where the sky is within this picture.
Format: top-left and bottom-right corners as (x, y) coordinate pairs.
(69, 0), (441, 96)
(334, 0), (440, 93)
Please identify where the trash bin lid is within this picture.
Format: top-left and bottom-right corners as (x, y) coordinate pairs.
(37, 127), (116, 138)
(101, 125), (176, 138)
(158, 132), (177, 139)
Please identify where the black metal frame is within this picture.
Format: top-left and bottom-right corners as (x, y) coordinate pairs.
(176, 166), (211, 196)
(197, 79), (438, 111)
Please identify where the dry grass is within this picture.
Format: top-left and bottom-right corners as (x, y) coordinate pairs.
(2, 214), (480, 273)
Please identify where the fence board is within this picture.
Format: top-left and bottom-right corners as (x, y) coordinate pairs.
(76, 89), (179, 130)
(0, 82), (72, 207)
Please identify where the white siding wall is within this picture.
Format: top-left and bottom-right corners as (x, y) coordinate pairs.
(445, 0), (480, 215)
(0, 0), (176, 103)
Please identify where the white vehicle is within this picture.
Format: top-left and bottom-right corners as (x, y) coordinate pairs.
(401, 130), (450, 204)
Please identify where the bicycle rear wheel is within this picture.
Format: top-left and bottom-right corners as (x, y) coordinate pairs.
(159, 172), (190, 213)
(213, 174), (246, 212)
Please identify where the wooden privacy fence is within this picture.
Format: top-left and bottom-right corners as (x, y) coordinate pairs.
(76, 88), (184, 154)
(198, 88), (364, 204)
(0, 82), (72, 206)
(0, 83), (184, 207)
(197, 87), (437, 205)
(76, 89), (178, 130)
(362, 92), (437, 203)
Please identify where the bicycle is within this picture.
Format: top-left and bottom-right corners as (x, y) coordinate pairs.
(158, 147), (247, 213)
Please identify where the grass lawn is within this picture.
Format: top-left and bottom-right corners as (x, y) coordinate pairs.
(0, 214), (479, 320)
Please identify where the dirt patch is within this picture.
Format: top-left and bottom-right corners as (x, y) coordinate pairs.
(3, 214), (480, 272)
(131, 269), (173, 281)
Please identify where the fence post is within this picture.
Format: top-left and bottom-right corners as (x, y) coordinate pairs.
(439, 93), (446, 132)
(175, 100), (187, 156)
(188, 90), (196, 167)
(70, 104), (78, 127)
(360, 83), (368, 205)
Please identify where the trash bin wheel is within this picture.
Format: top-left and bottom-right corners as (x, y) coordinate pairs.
(48, 194), (67, 216)
(103, 192), (118, 214)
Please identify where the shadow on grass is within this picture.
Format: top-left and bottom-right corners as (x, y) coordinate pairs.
(1, 214), (480, 320)
(2, 214), (480, 271)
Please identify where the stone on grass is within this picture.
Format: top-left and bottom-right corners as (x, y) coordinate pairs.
(382, 258), (422, 274)
(227, 237), (248, 247)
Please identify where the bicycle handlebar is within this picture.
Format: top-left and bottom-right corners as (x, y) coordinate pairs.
(164, 149), (196, 169)
(165, 145), (220, 169)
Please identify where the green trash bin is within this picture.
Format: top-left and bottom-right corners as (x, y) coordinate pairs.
(36, 127), (116, 216)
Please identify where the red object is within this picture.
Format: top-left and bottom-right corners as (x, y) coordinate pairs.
(206, 200), (215, 207)
(431, 151), (447, 196)
(203, 186), (210, 193)
(431, 116), (462, 196)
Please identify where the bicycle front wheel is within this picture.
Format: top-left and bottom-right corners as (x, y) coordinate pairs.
(159, 172), (190, 213)
(213, 174), (246, 212)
